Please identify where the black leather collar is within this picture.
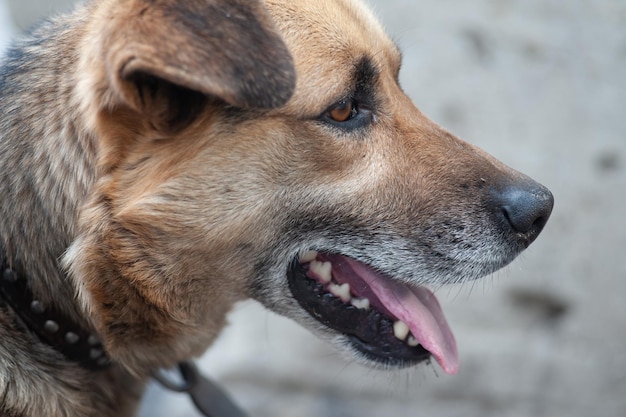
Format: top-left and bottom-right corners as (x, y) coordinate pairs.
(0, 257), (110, 370)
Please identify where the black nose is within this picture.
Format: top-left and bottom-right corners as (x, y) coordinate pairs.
(493, 180), (554, 244)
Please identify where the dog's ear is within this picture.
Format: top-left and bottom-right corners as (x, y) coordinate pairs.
(100, 0), (295, 128)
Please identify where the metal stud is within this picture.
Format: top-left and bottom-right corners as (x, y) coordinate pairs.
(88, 335), (101, 346)
(89, 348), (103, 359)
(30, 300), (45, 314)
(65, 332), (80, 344)
(44, 320), (59, 333)
(2, 268), (17, 283)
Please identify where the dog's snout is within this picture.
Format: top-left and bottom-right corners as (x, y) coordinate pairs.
(492, 180), (554, 243)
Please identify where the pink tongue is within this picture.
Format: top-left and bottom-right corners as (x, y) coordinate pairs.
(341, 257), (459, 375)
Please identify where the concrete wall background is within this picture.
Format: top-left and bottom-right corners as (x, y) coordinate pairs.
(1, 0), (624, 416)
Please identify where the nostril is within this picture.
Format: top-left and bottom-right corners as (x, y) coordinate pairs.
(496, 183), (554, 236)
(501, 204), (546, 234)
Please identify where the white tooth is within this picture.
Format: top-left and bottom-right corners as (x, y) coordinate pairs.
(393, 320), (410, 341)
(329, 283), (351, 303)
(407, 335), (420, 347)
(298, 250), (318, 263)
(309, 261), (332, 283)
(350, 297), (370, 310)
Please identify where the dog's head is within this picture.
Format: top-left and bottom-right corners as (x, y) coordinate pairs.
(65, 0), (553, 375)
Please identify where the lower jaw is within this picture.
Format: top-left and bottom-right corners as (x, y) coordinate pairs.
(287, 257), (431, 369)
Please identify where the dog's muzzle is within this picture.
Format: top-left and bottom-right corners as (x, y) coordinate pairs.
(285, 177), (554, 375)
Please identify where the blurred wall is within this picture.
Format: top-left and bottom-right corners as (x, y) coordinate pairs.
(5, 0), (74, 31)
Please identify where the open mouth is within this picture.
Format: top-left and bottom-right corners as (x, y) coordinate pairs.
(287, 250), (459, 374)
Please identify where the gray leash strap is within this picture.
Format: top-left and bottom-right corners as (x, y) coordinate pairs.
(153, 361), (248, 417)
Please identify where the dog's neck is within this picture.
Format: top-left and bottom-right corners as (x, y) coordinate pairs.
(0, 17), (99, 336)
(0, 99), (103, 369)
(0, 36), (105, 369)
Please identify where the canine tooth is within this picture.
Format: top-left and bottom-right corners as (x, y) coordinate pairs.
(407, 335), (420, 347)
(393, 320), (410, 341)
(329, 283), (351, 303)
(299, 250), (318, 263)
(350, 297), (370, 310)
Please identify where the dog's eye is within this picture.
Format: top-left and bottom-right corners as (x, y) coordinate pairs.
(328, 100), (357, 123)
(321, 99), (373, 130)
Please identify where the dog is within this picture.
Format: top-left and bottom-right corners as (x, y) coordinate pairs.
(0, 0), (554, 415)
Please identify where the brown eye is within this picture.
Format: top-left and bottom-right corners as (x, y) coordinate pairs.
(328, 100), (356, 122)
(321, 98), (372, 130)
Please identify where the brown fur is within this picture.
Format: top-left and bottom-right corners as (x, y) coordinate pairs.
(0, 0), (552, 415)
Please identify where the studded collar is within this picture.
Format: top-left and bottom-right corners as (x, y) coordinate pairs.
(0, 256), (110, 370)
